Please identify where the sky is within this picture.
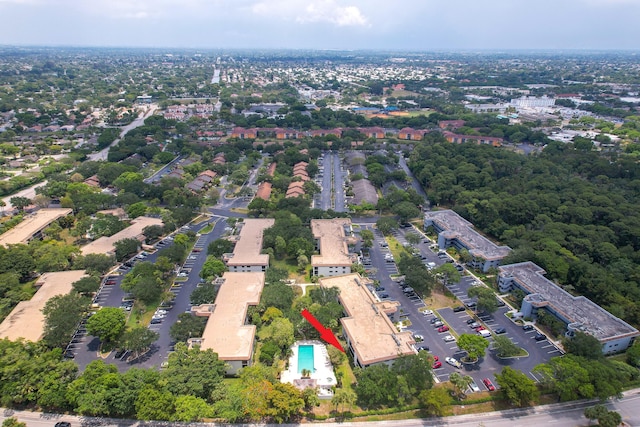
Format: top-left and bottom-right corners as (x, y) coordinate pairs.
(0, 0), (639, 51)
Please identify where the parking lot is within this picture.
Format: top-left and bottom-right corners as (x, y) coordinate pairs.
(70, 216), (228, 372)
(357, 223), (564, 392)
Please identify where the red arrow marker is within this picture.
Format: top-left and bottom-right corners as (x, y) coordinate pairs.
(301, 309), (345, 353)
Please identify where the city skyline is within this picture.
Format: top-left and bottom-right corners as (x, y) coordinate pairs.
(0, 0), (639, 51)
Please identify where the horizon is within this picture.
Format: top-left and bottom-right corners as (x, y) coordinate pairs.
(1, 0), (639, 51)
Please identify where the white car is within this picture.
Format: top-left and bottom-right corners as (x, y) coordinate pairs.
(177, 272), (187, 277)
(155, 309), (167, 315)
(468, 381), (481, 393)
(443, 335), (456, 343)
(445, 356), (462, 368)
(422, 310), (433, 316)
(188, 255), (197, 260)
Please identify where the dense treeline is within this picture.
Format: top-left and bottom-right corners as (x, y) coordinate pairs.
(408, 141), (640, 325)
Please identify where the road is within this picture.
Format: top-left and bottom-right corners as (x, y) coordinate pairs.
(3, 390), (639, 426)
(318, 151), (347, 212)
(88, 104), (158, 161)
(1, 180), (48, 210)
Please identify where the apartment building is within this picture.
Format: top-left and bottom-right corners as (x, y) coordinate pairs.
(191, 272), (264, 374)
(223, 218), (274, 272)
(498, 262), (639, 354)
(310, 219), (356, 277)
(319, 273), (416, 368)
(424, 210), (511, 272)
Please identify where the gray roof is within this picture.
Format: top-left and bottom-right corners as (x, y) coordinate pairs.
(499, 262), (639, 343)
(424, 209), (511, 261)
(351, 179), (378, 206)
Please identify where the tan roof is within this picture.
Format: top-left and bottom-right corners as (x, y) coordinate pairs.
(193, 272), (265, 360)
(81, 216), (163, 255)
(311, 219), (354, 267)
(226, 218), (274, 267)
(0, 208), (73, 246)
(0, 270), (87, 342)
(319, 274), (416, 366)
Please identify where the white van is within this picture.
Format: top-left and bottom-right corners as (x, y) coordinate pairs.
(478, 329), (491, 338)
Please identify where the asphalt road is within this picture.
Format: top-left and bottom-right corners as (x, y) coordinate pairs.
(4, 389), (640, 426)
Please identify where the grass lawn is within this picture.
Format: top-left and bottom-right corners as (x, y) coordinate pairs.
(199, 223), (213, 234)
(271, 257), (309, 282)
(387, 235), (411, 261)
(126, 298), (161, 328)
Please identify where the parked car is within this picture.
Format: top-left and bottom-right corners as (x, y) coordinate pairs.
(446, 356), (462, 368)
(494, 327), (507, 334)
(469, 381), (481, 393)
(475, 326), (485, 332)
(437, 325), (450, 333)
(522, 324), (534, 331)
(432, 361), (442, 369)
(430, 317), (440, 324)
(453, 306), (466, 312)
(534, 332), (547, 341)
(378, 292), (389, 299)
(466, 318), (476, 324)
(422, 310), (433, 315)
(483, 378), (496, 391)
(413, 334), (424, 342)
(104, 280), (117, 285)
(433, 321), (444, 328)
(55, 422), (71, 427)
(150, 318), (162, 324)
(469, 322), (480, 329)
(443, 335), (456, 343)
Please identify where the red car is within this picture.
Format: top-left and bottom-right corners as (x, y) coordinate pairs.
(475, 325), (485, 332)
(483, 378), (495, 391)
(104, 280), (117, 285)
(437, 325), (450, 333)
(432, 355), (439, 362)
(432, 361), (442, 369)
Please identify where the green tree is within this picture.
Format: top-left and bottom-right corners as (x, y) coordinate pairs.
(626, 340), (640, 367)
(265, 382), (305, 423)
(86, 307), (126, 344)
(563, 331), (603, 360)
(258, 317), (295, 351)
(331, 388), (357, 416)
(171, 395), (214, 422)
(207, 238), (235, 257)
(114, 237), (140, 261)
(449, 372), (473, 399)
(135, 387), (175, 421)
(353, 364), (398, 408)
(120, 327), (159, 360)
(405, 232), (421, 245)
(142, 224), (164, 243)
(200, 256), (226, 279)
(10, 196), (31, 212)
(584, 405), (622, 427)
(493, 335), (524, 357)
(42, 293), (90, 348)
(495, 367), (539, 407)
(72, 276), (101, 295)
(170, 313), (207, 342)
(190, 283), (217, 305)
(457, 333), (490, 362)
(434, 262), (461, 287)
(162, 343), (228, 400)
(74, 253), (115, 275)
(393, 201), (420, 223)
(126, 201), (147, 219)
(375, 217), (398, 235)
(260, 281), (295, 312)
(467, 285), (499, 314)
(2, 418), (26, 427)
(391, 352), (434, 398)
(418, 386), (450, 416)
(360, 229), (374, 248)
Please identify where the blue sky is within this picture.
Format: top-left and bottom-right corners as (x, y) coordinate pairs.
(0, 0), (639, 50)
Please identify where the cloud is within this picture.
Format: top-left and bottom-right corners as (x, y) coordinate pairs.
(252, 0), (369, 27)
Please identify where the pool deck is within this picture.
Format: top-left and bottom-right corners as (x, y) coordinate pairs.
(281, 340), (337, 398)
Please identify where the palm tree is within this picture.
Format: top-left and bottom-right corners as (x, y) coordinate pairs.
(331, 388), (356, 418)
(449, 372), (473, 399)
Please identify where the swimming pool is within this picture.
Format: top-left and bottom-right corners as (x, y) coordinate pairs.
(298, 344), (315, 373)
